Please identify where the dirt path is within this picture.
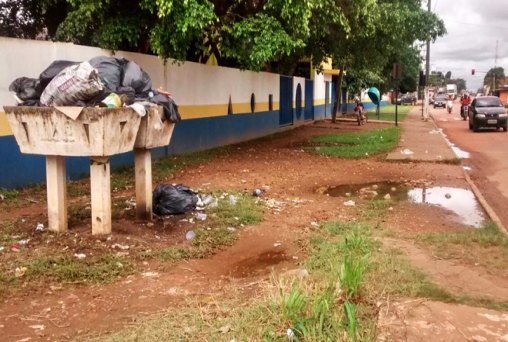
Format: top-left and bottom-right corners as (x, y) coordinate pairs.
(1, 116), (508, 341)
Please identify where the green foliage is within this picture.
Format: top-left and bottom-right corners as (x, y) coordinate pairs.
(484, 67), (505, 89)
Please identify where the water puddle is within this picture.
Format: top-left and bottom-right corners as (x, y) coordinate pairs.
(407, 186), (484, 227)
(325, 182), (485, 228)
(326, 182), (408, 201)
(229, 250), (290, 278)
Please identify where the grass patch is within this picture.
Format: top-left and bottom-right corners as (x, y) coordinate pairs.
(89, 217), (508, 342)
(366, 104), (412, 121)
(416, 221), (508, 272)
(141, 192), (263, 262)
(0, 187), (19, 201)
(0, 254), (133, 298)
(308, 126), (400, 159)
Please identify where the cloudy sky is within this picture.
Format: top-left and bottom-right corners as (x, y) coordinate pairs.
(429, 0), (508, 91)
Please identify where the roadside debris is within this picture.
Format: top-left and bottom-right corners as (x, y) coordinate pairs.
(185, 230), (196, 240)
(400, 148), (414, 155)
(74, 253), (86, 260)
(153, 184), (198, 215)
(35, 223), (44, 233)
(344, 200), (356, 206)
(15, 266), (27, 278)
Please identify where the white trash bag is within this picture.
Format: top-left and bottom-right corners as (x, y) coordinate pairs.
(40, 61), (103, 106)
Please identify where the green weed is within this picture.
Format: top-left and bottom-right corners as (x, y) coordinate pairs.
(308, 127), (400, 159)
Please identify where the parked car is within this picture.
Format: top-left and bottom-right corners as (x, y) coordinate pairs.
(468, 96), (507, 132)
(395, 94), (416, 105)
(433, 95), (447, 108)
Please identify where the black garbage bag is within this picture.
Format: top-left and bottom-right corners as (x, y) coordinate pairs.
(39, 60), (79, 89)
(150, 93), (181, 123)
(122, 61), (152, 95)
(89, 56), (126, 91)
(153, 184), (198, 215)
(9, 77), (42, 101)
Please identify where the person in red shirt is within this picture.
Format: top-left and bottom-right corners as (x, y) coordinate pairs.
(460, 94), (471, 115)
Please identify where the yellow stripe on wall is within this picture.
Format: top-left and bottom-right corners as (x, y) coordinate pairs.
(314, 99), (326, 105)
(0, 112), (12, 137)
(179, 102), (279, 119)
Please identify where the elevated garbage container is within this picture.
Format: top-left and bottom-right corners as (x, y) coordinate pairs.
(2, 105), (174, 234)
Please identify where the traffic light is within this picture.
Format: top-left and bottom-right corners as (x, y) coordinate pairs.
(472, 69), (475, 75)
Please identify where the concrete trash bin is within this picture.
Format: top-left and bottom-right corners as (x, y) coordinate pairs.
(3, 106), (144, 235)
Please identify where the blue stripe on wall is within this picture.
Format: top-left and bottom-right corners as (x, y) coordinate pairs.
(0, 110), (280, 188)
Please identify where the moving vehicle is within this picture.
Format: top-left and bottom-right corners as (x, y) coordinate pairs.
(433, 95), (447, 108)
(446, 84), (457, 100)
(461, 103), (469, 120)
(468, 96), (507, 132)
(354, 100), (367, 126)
(447, 99), (453, 114)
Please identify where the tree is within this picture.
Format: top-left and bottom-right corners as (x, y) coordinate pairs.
(445, 71), (451, 80)
(484, 67), (505, 90)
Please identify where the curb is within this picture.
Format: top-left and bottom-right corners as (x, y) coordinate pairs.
(428, 114), (508, 235)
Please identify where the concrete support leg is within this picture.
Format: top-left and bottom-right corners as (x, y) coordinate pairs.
(135, 148), (153, 221)
(46, 155), (68, 232)
(90, 157), (111, 235)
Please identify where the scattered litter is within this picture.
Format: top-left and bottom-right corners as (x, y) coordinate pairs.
(463, 166), (472, 171)
(50, 285), (63, 291)
(10, 243), (21, 252)
(153, 184), (198, 215)
(229, 195), (237, 205)
(141, 271), (159, 278)
(0, 194), (4, 200)
(29, 325), (45, 331)
(227, 227), (236, 232)
(111, 243), (130, 250)
(15, 266), (27, 278)
(74, 253), (86, 260)
(343, 200), (356, 207)
(35, 223), (44, 233)
(345, 192), (351, 197)
(400, 148), (414, 155)
(292, 256), (299, 260)
(391, 187), (397, 192)
(0, 246), (4, 252)
(274, 242), (282, 247)
(252, 188), (265, 197)
(18, 239), (30, 245)
(310, 221), (319, 227)
(388, 207), (394, 211)
(428, 129), (441, 134)
(146, 222), (154, 228)
(185, 230), (196, 240)
(287, 328), (295, 340)
(195, 212), (207, 221)
(383, 193), (391, 200)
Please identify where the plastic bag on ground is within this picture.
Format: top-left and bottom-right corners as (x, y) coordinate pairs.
(40, 61), (103, 106)
(153, 184), (198, 215)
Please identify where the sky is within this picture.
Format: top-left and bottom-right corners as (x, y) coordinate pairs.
(428, 0), (508, 91)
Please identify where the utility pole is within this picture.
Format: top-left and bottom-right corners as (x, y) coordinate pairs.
(493, 40), (498, 94)
(423, 0), (431, 121)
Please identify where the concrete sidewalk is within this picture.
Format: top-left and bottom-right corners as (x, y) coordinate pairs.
(386, 106), (457, 162)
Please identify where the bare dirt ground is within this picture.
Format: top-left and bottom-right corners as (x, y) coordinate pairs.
(1, 114), (508, 341)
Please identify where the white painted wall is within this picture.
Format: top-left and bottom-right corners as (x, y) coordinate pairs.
(0, 37), (281, 110)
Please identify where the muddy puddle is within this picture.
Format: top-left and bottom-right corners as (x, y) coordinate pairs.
(325, 182), (485, 227)
(229, 250), (290, 278)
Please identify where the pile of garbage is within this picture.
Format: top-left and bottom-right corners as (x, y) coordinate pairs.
(9, 56), (180, 123)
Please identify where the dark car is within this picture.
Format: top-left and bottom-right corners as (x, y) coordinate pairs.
(433, 95), (447, 108)
(396, 94), (416, 105)
(468, 96), (507, 132)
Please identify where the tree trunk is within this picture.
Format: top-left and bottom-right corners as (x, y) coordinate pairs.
(331, 67), (344, 123)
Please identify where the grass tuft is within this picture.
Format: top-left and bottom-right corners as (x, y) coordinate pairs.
(308, 126), (401, 159)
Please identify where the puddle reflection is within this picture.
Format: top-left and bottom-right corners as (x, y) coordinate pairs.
(408, 186), (484, 227)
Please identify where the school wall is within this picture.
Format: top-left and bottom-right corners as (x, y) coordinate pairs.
(1, 37), (338, 188)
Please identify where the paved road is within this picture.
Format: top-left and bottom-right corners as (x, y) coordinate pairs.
(430, 100), (508, 231)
